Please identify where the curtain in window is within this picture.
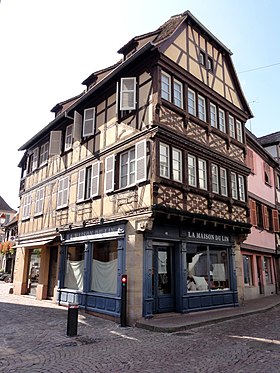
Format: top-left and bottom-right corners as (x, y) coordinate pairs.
(64, 260), (84, 290)
(91, 258), (117, 294)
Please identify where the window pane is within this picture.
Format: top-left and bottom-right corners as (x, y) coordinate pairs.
(231, 172), (238, 199)
(238, 175), (245, 201)
(264, 257), (272, 284)
(243, 255), (253, 286)
(188, 89), (196, 116)
(219, 109), (225, 132)
(172, 148), (182, 182)
(198, 159), (207, 190)
(161, 73), (170, 101)
(210, 103), (217, 128)
(187, 245), (208, 292)
(210, 247), (230, 290)
(188, 155), (196, 186)
(236, 120), (243, 142)
(160, 143), (169, 178)
(91, 241), (118, 294)
(198, 95), (206, 121)
(220, 168), (228, 196)
(174, 80), (182, 108)
(64, 244), (85, 290)
(229, 115), (235, 138)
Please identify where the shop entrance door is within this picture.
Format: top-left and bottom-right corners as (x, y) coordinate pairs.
(47, 246), (58, 299)
(153, 246), (175, 313)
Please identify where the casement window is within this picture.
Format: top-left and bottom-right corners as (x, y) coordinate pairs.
(188, 88), (196, 116)
(210, 103), (217, 128)
(229, 115), (235, 138)
(231, 172), (238, 199)
(172, 148), (182, 182)
(207, 57), (214, 72)
(160, 143), (170, 178)
(22, 193), (31, 219)
(198, 95), (206, 121)
(199, 50), (205, 65)
(120, 148), (136, 188)
(161, 72), (171, 101)
(211, 164), (219, 193)
(264, 257), (273, 284)
(173, 79), (183, 108)
(83, 107), (95, 137)
(77, 162), (100, 202)
(236, 120), (243, 142)
(267, 207), (274, 231)
(243, 255), (253, 286)
(32, 148), (39, 171)
(34, 187), (44, 215)
(65, 124), (73, 151)
(264, 162), (271, 185)
(57, 176), (69, 208)
(198, 159), (207, 190)
(120, 77), (136, 110)
(188, 155), (197, 187)
(238, 175), (245, 201)
(218, 109), (226, 133)
(246, 149), (255, 173)
(220, 168), (228, 196)
(256, 202), (263, 228)
(39, 142), (49, 166)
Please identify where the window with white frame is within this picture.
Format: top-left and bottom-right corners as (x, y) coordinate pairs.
(198, 159), (207, 190)
(120, 77), (136, 110)
(172, 148), (182, 182)
(160, 143), (170, 178)
(231, 172), (238, 199)
(83, 108), (95, 137)
(57, 176), (69, 208)
(218, 109), (226, 133)
(236, 120), (243, 142)
(220, 168), (228, 196)
(120, 148), (136, 188)
(39, 142), (49, 166)
(188, 155), (196, 187)
(32, 148), (39, 171)
(238, 175), (245, 201)
(210, 103), (217, 128)
(65, 124), (73, 151)
(211, 164), (219, 193)
(173, 79), (183, 108)
(229, 115), (235, 138)
(161, 72), (171, 101)
(198, 95), (206, 121)
(77, 162), (100, 202)
(188, 89), (196, 116)
(34, 187), (44, 215)
(264, 257), (272, 284)
(22, 193), (31, 219)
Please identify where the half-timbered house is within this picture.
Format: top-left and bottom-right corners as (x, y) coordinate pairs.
(14, 11), (252, 324)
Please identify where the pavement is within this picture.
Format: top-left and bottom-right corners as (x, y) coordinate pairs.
(136, 294), (280, 332)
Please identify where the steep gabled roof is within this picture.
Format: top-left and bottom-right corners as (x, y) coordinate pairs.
(258, 131), (280, 146)
(0, 196), (16, 212)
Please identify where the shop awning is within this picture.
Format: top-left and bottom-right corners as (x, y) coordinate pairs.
(14, 237), (57, 248)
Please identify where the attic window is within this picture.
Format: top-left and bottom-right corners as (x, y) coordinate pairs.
(264, 163), (271, 185)
(207, 57), (213, 72)
(120, 77), (136, 111)
(199, 51), (206, 66)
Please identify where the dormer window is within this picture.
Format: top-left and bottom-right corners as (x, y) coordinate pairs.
(65, 124), (73, 151)
(207, 57), (213, 72)
(120, 77), (136, 110)
(39, 142), (49, 166)
(199, 50), (206, 66)
(83, 108), (95, 137)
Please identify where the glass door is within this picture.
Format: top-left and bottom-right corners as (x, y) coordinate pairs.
(153, 246), (175, 313)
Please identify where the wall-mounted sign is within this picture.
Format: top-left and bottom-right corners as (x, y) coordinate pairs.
(187, 231), (230, 243)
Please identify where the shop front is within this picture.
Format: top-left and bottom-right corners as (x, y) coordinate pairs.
(57, 221), (127, 320)
(143, 222), (238, 317)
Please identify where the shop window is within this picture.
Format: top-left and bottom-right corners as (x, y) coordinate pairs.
(64, 244), (85, 291)
(263, 257), (272, 284)
(243, 255), (253, 286)
(91, 240), (118, 294)
(187, 244), (230, 292)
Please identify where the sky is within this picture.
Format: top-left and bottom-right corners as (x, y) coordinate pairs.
(0, 0), (279, 211)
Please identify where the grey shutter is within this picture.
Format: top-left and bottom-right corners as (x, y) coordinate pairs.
(91, 162), (100, 197)
(49, 131), (62, 155)
(83, 107), (95, 137)
(136, 140), (147, 183)
(120, 77), (136, 110)
(62, 177), (69, 206)
(32, 147), (39, 171)
(77, 169), (86, 202)
(104, 155), (115, 193)
(73, 111), (82, 141)
(57, 179), (64, 208)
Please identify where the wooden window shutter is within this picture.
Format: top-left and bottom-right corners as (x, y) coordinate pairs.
(104, 155), (115, 193)
(91, 162), (100, 197)
(62, 177), (69, 206)
(49, 131), (62, 155)
(73, 111), (83, 141)
(57, 179), (64, 208)
(77, 169), (86, 202)
(246, 149), (254, 173)
(249, 199), (257, 226)
(83, 108), (95, 137)
(262, 205), (269, 230)
(120, 77), (136, 110)
(135, 140), (147, 183)
(273, 209), (280, 232)
(32, 147), (39, 171)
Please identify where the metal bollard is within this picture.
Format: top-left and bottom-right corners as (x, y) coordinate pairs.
(67, 302), (79, 337)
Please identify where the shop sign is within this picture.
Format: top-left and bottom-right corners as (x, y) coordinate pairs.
(187, 231), (230, 243)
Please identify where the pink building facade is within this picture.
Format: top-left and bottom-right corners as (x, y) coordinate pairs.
(241, 130), (279, 300)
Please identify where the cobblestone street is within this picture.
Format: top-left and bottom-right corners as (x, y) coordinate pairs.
(1, 282), (280, 372)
